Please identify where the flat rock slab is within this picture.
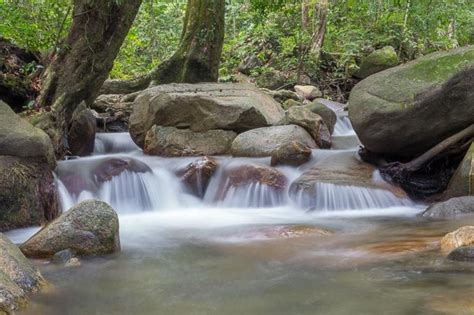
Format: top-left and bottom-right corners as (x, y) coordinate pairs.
(130, 83), (285, 147)
(231, 125), (316, 157)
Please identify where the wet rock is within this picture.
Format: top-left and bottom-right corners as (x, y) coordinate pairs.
(270, 141), (312, 167)
(349, 46), (474, 157)
(130, 83), (284, 148)
(284, 106), (331, 148)
(443, 142), (473, 199)
(440, 226), (474, 254)
(420, 196), (474, 218)
(239, 225), (333, 240)
(231, 125), (316, 157)
(0, 101), (59, 231)
(92, 94), (134, 132)
(144, 126), (237, 157)
(0, 233), (44, 314)
(20, 200), (120, 258)
(294, 85), (322, 101)
(68, 102), (96, 156)
(354, 46), (399, 79)
(64, 257), (81, 268)
(303, 99), (337, 134)
(255, 70), (287, 90)
(177, 156), (219, 197)
(93, 157), (151, 182)
(289, 152), (408, 205)
(238, 54), (262, 75)
(223, 164), (288, 190)
(447, 245), (474, 262)
(58, 156), (151, 196)
(52, 249), (76, 265)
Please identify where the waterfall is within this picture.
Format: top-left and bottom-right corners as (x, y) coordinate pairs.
(54, 116), (418, 216)
(292, 182), (414, 211)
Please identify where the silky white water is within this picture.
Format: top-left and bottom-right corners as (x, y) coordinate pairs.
(12, 108), (473, 315)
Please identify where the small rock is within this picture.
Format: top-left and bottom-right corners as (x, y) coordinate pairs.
(354, 46), (399, 79)
(447, 245), (474, 262)
(294, 85), (322, 100)
(440, 226), (474, 254)
(177, 156), (219, 197)
(231, 125), (316, 158)
(223, 164), (288, 190)
(255, 70), (287, 90)
(238, 54), (262, 75)
(20, 200), (120, 258)
(303, 99), (337, 134)
(52, 249), (76, 265)
(285, 106), (331, 148)
(271, 141), (312, 167)
(262, 89), (300, 104)
(64, 258), (81, 268)
(282, 99), (301, 110)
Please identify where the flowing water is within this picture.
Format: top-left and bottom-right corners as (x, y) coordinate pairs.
(8, 112), (474, 315)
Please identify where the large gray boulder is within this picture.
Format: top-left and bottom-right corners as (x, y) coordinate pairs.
(348, 46), (474, 157)
(420, 196), (474, 219)
(129, 83), (285, 148)
(0, 101), (59, 231)
(20, 200), (120, 258)
(231, 125), (316, 157)
(0, 233), (44, 314)
(144, 126), (237, 157)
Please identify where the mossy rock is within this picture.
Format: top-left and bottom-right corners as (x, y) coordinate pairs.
(303, 99), (337, 134)
(354, 46), (399, 79)
(0, 156), (59, 231)
(0, 101), (55, 167)
(20, 200), (120, 258)
(255, 70), (287, 90)
(0, 233), (45, 314)
(349, 45), (474, 157)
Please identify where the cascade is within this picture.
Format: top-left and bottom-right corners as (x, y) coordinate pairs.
(55, 109), (415, 215)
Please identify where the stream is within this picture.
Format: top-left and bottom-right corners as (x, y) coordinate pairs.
(7, 115), (474, 315)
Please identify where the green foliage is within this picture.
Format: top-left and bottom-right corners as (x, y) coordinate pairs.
(0, 0), (72, 52)
(110, 0), (186, 78)
(1, 0), (472, 82)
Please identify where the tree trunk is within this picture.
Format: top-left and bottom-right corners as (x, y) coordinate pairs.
(101, 0), (225, 94)
(310, 0), (327, 54)
(38, 0), (142, 156)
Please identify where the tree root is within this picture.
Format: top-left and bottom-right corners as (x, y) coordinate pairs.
(360, 124), (474, 199)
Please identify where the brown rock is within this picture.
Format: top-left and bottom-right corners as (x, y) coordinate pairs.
(177, 156), (219, 197)
(20, 200), (120, 258)
(270, 141), (312, 167)
(440, 226), (474, 254)
(285, 106), (331, 148)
